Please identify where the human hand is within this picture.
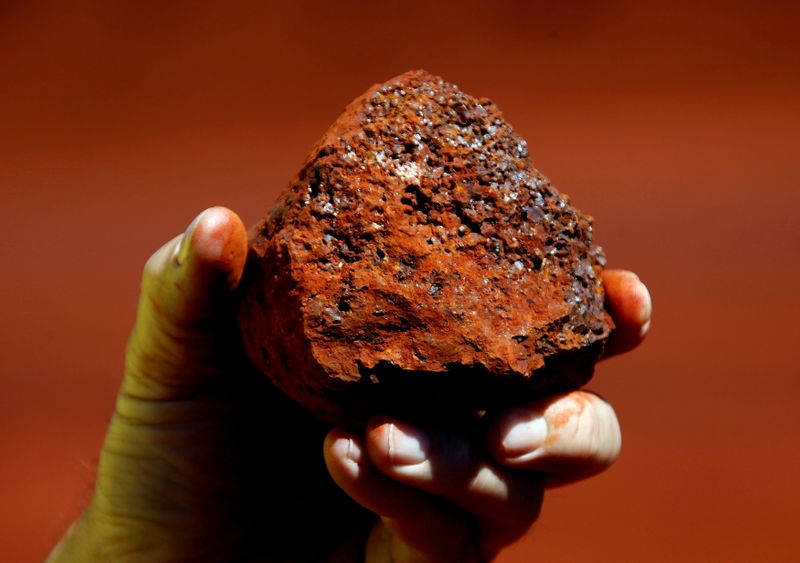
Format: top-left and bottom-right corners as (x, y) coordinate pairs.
(323, 272), (651, 562)
(47, 207), (375, 562)
(47, 208), (650, 562)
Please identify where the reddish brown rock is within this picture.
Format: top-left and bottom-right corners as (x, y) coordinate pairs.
(238, 70), (613, 424)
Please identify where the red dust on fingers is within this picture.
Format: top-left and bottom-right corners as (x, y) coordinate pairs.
(488, 391), (622, 487)
(602, 269), (652, 358)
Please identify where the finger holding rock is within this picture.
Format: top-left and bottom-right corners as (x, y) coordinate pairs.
(488, 390), (622, 487)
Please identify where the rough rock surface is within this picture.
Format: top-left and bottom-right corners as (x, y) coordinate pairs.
(239, 70), (614, 424)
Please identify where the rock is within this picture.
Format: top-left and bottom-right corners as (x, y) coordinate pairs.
(238, 70), (613, 425)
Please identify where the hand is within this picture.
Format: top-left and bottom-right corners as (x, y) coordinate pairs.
(323, 271), (651, 562)
(47, 208), (651, 562)
(47, 207), (372, 562)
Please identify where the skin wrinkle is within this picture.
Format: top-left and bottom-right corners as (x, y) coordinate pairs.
(91, 467), (249, 560)
(98, 447), (193, 501)
(86, 506), (243, 563)
(124, 353), (214, 397)
(139, 291), (227, 336)
(146, 292), (165, 315)
(93, 490), (190, 528)
(104, 402), (246, 497)
(114, 390), (234, 425)
(124, 326), (234, 397)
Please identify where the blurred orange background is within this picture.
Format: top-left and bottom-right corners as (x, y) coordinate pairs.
(2, 1), (798, 561)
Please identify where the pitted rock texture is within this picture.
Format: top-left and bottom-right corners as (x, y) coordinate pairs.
(239, 70), (614, 424)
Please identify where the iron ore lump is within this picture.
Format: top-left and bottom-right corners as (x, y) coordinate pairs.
(239, 70), (613, 425)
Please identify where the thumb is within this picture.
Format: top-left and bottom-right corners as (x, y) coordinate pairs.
(122, 206), (248, 400)
(53, 208), (251, 561)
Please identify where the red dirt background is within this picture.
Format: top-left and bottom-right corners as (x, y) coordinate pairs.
(1, 1), (798, 561)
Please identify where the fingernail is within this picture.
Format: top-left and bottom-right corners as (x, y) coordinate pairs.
(344, 436), (362, 464)
(502, 413), (548, 457)
(173, 210), (207, 266)
(387, 421), (429, 465)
